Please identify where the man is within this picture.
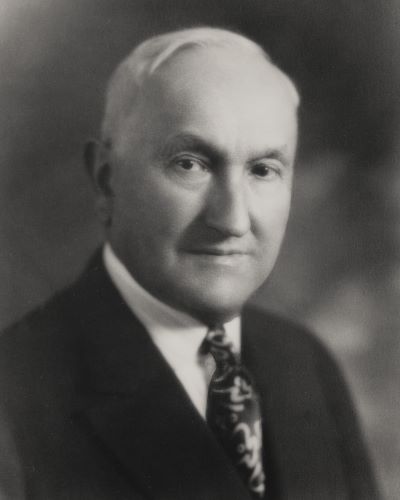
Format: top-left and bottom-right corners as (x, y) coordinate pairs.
(0, 27), (379, 499)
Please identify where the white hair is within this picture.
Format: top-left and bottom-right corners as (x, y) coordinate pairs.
(101, 26), (299, 143)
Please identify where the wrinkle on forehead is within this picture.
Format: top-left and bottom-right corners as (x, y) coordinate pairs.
(140, 47), (297, 123)
(149, 45), (299, 107)
(114, 46), (298, 163)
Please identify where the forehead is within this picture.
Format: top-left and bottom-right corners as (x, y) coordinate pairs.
(119, 46), (298, 158)
(146, 46), (295, 110)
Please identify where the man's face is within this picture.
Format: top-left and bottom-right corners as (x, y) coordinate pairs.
(107, 47), (298, 324)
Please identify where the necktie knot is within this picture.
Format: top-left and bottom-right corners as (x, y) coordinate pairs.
(200, 325), (238, 367)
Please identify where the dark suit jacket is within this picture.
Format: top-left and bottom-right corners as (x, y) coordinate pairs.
(0, 252), (379, 499)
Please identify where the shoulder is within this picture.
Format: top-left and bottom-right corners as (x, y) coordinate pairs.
(243, 308), (381, 499)
(243, 305), (358, 411)
(0, 249), (124, 405)
(242, 305), (329, 359)
(243, 306), (356, 421)
(0, 253), (106, 413)
(242, 305), (349, 394)
(0, 249), (105, 364)
(0, 283), (78, 359)
(0, 286), (80, 405)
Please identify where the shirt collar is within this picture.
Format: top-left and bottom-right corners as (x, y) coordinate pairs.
(102, 243), (241, 363)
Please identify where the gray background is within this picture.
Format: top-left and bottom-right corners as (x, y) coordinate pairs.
(0, 1), (399, 498)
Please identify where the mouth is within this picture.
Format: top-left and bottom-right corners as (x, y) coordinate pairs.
(183, 247), (252, 265)
(186, 247), (250, 256)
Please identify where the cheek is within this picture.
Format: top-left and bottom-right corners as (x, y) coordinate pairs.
(254, 188), (292, 244)
(114, 172), (202, 248)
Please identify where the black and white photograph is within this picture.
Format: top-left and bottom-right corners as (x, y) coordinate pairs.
(0, 1), (399, 499)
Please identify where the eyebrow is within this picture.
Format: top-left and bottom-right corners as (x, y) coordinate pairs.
(157, 133), (223, 163)
(251, 148), (291, 168)
(157, 132), (291, 167)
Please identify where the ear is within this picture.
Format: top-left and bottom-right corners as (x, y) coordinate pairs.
(84, 139), (114, 226)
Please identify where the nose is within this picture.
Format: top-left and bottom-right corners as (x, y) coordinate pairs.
(204, 176), (251, 237)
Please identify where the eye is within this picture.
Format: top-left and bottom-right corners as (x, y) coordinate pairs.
(168, 155), (210, 183)
(250, 162), (281, 180)
(175, 158), (206, 172)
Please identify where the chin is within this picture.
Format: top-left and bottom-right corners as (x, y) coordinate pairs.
(188, 302), (243, 326)
(175, 281), (254, 326)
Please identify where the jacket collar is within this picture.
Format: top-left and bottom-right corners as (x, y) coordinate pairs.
(241, 310), (346, 500)
(71, 251), (346, 499)
(72, 251), (253, 500)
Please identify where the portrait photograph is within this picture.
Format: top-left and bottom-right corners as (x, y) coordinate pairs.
(0, 1), (399, 499)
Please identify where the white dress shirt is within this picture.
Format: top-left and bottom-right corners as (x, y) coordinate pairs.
(103, 243), (241, 418)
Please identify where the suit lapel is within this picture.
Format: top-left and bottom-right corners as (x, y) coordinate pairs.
(72, 254), (252, 500)
(242, 309), (348, 500)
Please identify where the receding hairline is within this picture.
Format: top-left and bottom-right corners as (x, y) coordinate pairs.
(101, 27), (300, 143)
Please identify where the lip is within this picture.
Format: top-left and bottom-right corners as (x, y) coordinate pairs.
(185, 251), (250, 268)
(185, 248), (251, 256)
(182, 247), (253, 267)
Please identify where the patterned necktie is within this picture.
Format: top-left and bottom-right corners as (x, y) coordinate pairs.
(200, 326), (266, 498)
